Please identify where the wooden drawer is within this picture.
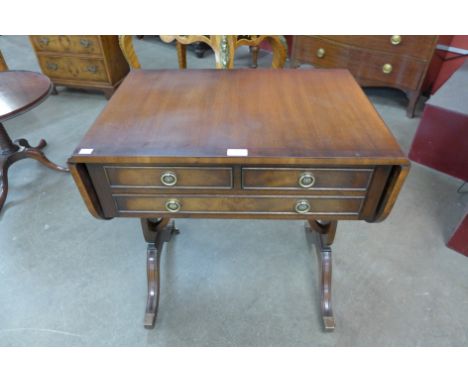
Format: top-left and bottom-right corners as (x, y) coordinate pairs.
(294, 37), (426, 90)
(38, 55), (109, 82)
(31, 35), (102, 55)
(113, 194), (364, 216)
(242, 167), (373, 190)
(319, 35), (436, 60)
(104, 166), (233, 189)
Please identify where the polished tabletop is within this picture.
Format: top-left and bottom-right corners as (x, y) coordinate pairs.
(0, 70), (52, 123)
(70, 69), (407, 166)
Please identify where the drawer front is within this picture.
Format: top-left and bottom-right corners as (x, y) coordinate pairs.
(31, 35), (102, 55)
(242, 168), (372, 190)
(319, 35), (436, 60)
(294, 37), (426, 90)
(38, 55), (108, 82)
(113, 195), (364, 216)
(105, 166), (233, 189)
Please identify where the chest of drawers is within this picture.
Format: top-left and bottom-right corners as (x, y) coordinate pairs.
(30, 35), (129, 99)
(69, 69), (409, 331)
(291, 35), (437, 117)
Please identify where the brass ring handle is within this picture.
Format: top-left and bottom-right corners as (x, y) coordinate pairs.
(165, 199), (181, 213)
(161, 171), (177, 186)
(86, 65), (98, 73)
(298, 172), (315, 188)
(295, 200), (311, 214)
(316, 48), (326, 58)
(382, 63), (393, 74)
(80, 39), (92, 48)
(39, 37), (49, 45)
(390, 35), (402, 45)
(46, 62), (58, 71)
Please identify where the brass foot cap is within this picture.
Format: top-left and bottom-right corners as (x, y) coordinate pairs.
(323, 316), (335, 331)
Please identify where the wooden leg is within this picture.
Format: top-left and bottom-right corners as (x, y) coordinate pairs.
(250, 46), (259, 68)
(0, 157), (9, 212)
(51, 85), (58, 95)
(141, 218), (179, 329)
(23, 145), (69, 172)
(103, 88), (114, 100)
(306, 220), (338, 331)
(14, 138), (47, 150)
(406, 91), (419, 118)
(0, 123), (69, 212)
(176, 42), (187, 69)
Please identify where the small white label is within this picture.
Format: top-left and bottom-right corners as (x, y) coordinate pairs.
(79, 148), (94, 155)
(227, 149), (248, 157)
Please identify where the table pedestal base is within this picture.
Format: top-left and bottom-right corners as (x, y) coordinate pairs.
(140, 217), (338, 331)
(306, 220), (337, 331)
(0, 122), (69, 212)
(141, 218), (180, 329)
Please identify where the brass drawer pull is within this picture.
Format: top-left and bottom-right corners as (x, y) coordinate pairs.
(86, 65), (98, 73)
(39, 37), (49, 46)
(295, 200), (311, 214)
(165, 199), (181, 213)
(316, 48), (326, 58)
(390, 35), (402, 45)
(46, 62), (58, 71)
(80, 39), (92, 48)
(382, 63), (393, 74)
(160, 171), (177, 186)
(298, 172), (315, 188)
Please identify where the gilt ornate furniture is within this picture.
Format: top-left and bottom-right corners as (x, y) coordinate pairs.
(30, 35), (130, 99)
(291, 35), (438, 117)
(119, 35), (287, 69)
(69, 69), (409, 331)
(0, 71), (69, 212)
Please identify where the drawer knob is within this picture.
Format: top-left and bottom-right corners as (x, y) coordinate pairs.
(80, 39), (92, 48)
(382, 63), (393, 74)
(161, 171), (177, 186)
(316, 48), (326, 58)
(86, 65), (98, 73)
(39, 37), (49, 46)
(298, 172), (315, 188)
(295, 200), (311, 214)
(390, 35), (402, 45)
(165, 199), (181, 213)
(46, 62), (58, 71)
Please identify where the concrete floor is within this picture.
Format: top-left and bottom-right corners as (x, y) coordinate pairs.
(0, 36), (467, 346)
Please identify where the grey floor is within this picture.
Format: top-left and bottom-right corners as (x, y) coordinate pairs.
(0, 36), (467, 346)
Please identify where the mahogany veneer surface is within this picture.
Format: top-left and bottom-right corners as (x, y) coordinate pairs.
(70, 69), (406, 164)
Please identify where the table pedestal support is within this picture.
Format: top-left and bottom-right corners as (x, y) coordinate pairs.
(140, 218), (338, 332)
(0, 122), (69, 212)
(141, 218), (179, 329)
(307, 220), (337, 331)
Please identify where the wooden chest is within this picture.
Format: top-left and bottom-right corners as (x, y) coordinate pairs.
(30, 35), (129, 99)
(291, 35), (438, 117)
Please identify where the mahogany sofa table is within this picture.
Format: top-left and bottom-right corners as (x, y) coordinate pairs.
(69, 69), (409, 331)
(0, 71), (68, 212)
